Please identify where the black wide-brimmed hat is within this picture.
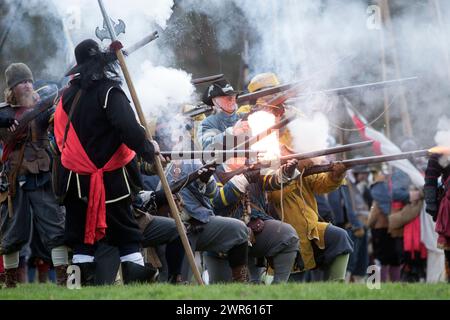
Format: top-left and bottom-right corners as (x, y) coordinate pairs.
(202, 79), (239, 106)
(65, 39), (102, 76)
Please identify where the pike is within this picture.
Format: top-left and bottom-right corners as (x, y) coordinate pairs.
(96, 0), (204, 285)
(236, 77), (418, 105)
(192, 74), (224, 85)
(302, 149), (432, 177)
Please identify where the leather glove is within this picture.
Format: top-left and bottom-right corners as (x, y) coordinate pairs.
(198, 166), (216, 183)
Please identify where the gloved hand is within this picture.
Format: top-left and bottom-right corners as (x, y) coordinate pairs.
(281, 159), (298, 178)
(198, 166), (216, 183)
(134, 189), (168, 212)
(330, 162), (347, 182)
(0, 116), (19, 132)
(109, 40), (124, 52)
(243, 167), (260, 184)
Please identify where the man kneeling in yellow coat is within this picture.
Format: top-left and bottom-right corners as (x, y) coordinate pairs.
(246, 72), (353, 281)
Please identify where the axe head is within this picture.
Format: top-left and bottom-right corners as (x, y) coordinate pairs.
(95, 18), (126, 42)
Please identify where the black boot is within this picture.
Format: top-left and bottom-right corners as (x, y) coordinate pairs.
(121, 262), (158, 285)
(73, 262), (96, 286)
(4, 268), (18, 288)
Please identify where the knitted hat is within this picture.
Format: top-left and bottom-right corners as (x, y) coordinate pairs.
(5, 63), (34, 89)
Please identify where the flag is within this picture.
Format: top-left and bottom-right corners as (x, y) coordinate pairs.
(344, 99), (424, 188)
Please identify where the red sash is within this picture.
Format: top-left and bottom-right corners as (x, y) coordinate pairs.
(54, 98), (136, 244)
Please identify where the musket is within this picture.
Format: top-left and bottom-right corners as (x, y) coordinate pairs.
(302, 149), (431, 177)
(216, 141), (374, 184)
(192, 74), (224, 85)
(123, 31), (159, 56)
(169, 161), (217, 194)
(237, 81), (303, 104)
(96, 0), (204, 285)
(3, 87), (63, 145)
(281, 141), (374, 161)
(232, 115), (297, 150)
(160, 150), (259, 161)
(236, 77), (418, 105)
(182, 104), (213, 118)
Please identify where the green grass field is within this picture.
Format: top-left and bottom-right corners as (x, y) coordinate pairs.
(0, 283), (449, 300)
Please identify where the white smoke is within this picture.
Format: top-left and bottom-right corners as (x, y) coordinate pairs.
(179, 0), (450, 151)
(135, 61), (194, 118)
(288, 112), (329, 153)
(435, 116), (450, 148)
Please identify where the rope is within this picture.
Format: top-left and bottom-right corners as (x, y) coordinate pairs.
(328, 92), (401, 132)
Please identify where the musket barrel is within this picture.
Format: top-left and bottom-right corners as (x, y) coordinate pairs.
(192, 74), (225, 85)
(160, 150), (259, 160)
(302, 149), (431, 177)
(123, 31), (159, 55)
(237, 81), (302, 104)
(281, 141), (374, 162)
(341, 149), (430, 167)
(237, 77), (418, 105)
(288, 77), (418, 103)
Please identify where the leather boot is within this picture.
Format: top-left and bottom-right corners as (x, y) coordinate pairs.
(55, 265), (68, 286)
(4, 268), (18, 288)
(121, 262), (158, 284)
(73, 262), (96, 286)
(232, 264), (249, 282)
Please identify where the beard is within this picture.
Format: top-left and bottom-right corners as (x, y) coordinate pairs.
(16, 90), (38, 107)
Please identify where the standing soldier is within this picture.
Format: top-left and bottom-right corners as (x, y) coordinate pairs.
(0, 63), (68, 288)
(54, 39), (158, 285)
(424, 151), (450, 281)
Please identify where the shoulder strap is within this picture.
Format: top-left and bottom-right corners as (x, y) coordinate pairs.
(61, 90), (82, 151)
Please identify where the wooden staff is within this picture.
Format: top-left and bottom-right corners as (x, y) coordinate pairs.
(97, 0), (204, 285)
(378, 0), (391, 139)
(378, 0), (413, 138)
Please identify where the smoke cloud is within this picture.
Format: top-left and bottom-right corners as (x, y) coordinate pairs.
(179, 0), (450, 151)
